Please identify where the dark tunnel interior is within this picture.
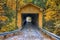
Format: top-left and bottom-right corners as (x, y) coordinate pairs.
(21, 13), (39, 26)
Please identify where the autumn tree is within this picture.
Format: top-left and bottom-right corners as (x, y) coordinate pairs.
(44, 0), (60, 35)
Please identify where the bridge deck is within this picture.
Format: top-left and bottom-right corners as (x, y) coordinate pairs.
(4, 30), (55, 40)
(0, 23), (55, 40)
(0, 29), (55, 40)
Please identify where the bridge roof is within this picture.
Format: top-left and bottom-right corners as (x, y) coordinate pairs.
(20, 3), (43, 12)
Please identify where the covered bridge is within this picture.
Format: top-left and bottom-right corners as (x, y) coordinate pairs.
(17, 3), (43, 29)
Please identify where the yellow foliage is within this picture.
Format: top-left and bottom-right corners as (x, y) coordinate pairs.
(0, 16), (8, 22)
(46, 0), (56, 8)
(45, 16), (52, 21)
(0, 18), (17, 32)
(1, 26), (7, 32)
(46, 11), (56, 16)
(45, 9), (57, 21)
(7, 0), (16, 10)
(18, 0), (25, 7)
(26, 0), (32, 3)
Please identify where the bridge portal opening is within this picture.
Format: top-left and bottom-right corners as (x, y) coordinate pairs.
(21, 13), (39, 26)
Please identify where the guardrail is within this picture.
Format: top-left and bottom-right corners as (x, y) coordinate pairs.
(41, 29), (60, 40)
(0, 29), (20, 36)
